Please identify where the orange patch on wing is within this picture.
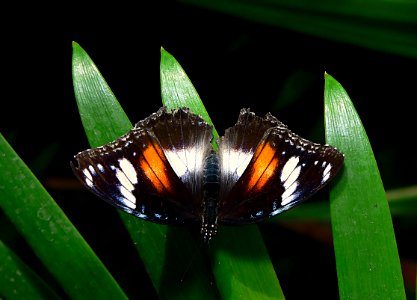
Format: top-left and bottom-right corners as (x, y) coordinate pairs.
(246, 143), (278, 192)
(254, 157), (278, 191)
(140, 144), (172, 193)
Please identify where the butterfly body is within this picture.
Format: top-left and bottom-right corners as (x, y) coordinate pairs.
(72, 107), (344, 240)
(201, 151), (220, 240)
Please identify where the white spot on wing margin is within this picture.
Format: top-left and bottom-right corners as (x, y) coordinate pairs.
(119, 158), (138, 184)
(119, 186), (136, 208)
(280, 156), (301, 206)
(83, 168), (93, 181)
(82, 168), (94, 187)
(283, 165), (301, 189)
(280, 156), (299, 182)
(97, 163), (105, 173)
(281, 182), (298, 206)
(114, 161), (137, 208)
(115, 169), (135, 192)
(322, 163), (332, 183)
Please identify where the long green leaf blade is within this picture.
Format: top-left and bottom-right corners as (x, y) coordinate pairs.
(72, 43), (132, 146)
(324, 73), (406, 299)
(0, 133), (127, 299)
(0, 241), (60, 300)
(72, 42), (217, 299)
(276, 185), (417, 221)
(210, 227), (284, 300)
(160, 48), (284, 299)
(160, 48), (219, 149)
(179, 0), (417, 59)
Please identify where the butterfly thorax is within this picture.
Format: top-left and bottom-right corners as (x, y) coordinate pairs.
(201, 151), (220, 241)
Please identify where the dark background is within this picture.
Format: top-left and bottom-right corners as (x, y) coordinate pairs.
(2, 3), (416, 299)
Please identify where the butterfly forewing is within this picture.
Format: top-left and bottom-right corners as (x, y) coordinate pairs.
(71, 107), (213, 224)
(136, 107), (213, 198)
(218, 114), (344, 225)
(218, 108), (283, 199)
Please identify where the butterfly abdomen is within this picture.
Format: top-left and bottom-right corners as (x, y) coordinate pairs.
(201, 151), (220, 241)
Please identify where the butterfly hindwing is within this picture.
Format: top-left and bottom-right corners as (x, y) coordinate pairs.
(71, 107), (212, 224)
(218, 111), (344, 225)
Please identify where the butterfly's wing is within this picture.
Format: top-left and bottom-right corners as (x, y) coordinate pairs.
(218, 108), (282, 200)
(136, 107), (213, 199)
(218, 109), (344, 225)
(71, 107), (213, 224)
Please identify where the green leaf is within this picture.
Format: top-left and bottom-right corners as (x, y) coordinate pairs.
(274, 201), (330, 221)
(72, 42), (217, 299)
(160, 48), (219, 150)
(160, 48), (284, 299)
(386, 185), (417, 217)
(179, 0), (417, 59)
(324, 73), (406, 299)
(210, 227), (284, 300)
(72, 42), (132, 146)
(0, 241), (60, 300)
(275, 185), (417, 221)
(29, 143), (59, 177)
(0, 133), (127, 299)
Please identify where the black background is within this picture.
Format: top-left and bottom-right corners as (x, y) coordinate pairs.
(1, 3), (416, 299)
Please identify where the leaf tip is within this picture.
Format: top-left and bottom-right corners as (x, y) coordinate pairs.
(72, 41), (83, 52)
(324, 71), (335, 81)
(160, 47), (175, 61)
(72, 42), (88, 63)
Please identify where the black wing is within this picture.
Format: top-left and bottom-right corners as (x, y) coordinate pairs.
(218, 109), (344, 225)
(71, 107), (213, 224)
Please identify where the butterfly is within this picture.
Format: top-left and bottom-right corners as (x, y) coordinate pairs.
(71, 107), (344, 241)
